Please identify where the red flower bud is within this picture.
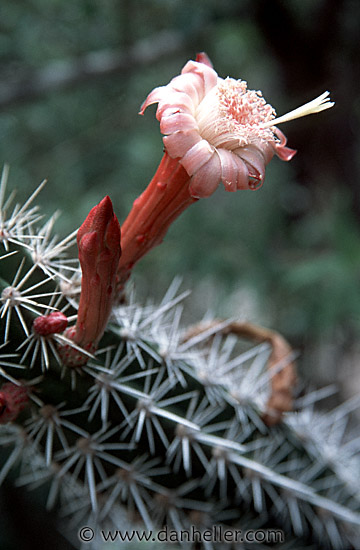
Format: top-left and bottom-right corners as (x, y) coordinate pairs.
(0, 382), (29, 424)
(33, 311), (68, 336)
(58, 196), (121, 367)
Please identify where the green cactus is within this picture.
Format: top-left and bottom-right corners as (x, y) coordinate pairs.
(1, 172), (360, 549)
(1, 55), (358, 550)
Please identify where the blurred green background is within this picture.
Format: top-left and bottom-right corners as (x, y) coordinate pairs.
(1, 0), (360, 394)
(1, 1), (360, 548)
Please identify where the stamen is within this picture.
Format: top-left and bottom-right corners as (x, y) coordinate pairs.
(196, 78), (278, 149)
(262, 91), (334, 129)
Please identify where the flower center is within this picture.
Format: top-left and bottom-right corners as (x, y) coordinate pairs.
(218, 78), (275, 127)
(195, 77), (276, 151)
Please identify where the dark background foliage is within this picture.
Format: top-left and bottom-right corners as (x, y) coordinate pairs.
(1, 0), (360, 409)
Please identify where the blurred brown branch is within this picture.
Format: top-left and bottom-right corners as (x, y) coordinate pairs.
(0, 30), (185, 109)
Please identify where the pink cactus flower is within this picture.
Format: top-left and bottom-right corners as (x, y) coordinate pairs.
(117, 53), (333, 286)
(59, 196), (121, 367)
(141, 52), (333, 197)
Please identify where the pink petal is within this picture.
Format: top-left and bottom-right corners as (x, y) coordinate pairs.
(273, 128), (297, 161)
(163, 129), (201, 158)
(181, 60), (218, 96)
(275, 144), (297, 161)
(139, 86), (166, 115)
(216, 149), (249, 191)
(160, 111), (198, 135)
(180, 139), (215, 176)
(234, 145), (266, 183)
(196, 52), (213, 68)
(188, 154), (221, 198)
(258, 140), (277, 165)
(140, 87), (196, 119)
(156, 91), (195, 119)
(169, 73), (204, 106)
(234, 157), (252, 190)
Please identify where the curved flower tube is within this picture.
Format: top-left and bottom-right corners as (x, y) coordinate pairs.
(117, 54), (334, 287)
